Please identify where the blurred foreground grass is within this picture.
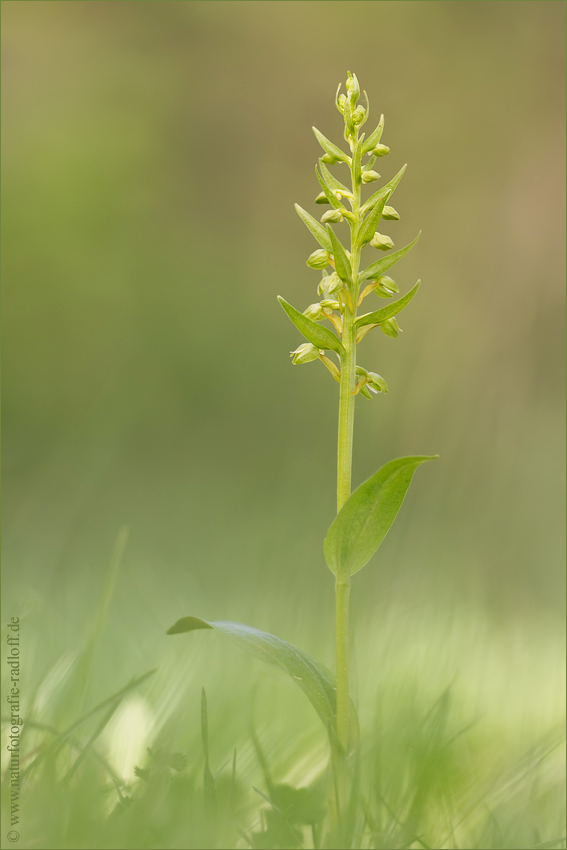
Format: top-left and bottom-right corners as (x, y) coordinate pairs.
(1, 526), (565, 849)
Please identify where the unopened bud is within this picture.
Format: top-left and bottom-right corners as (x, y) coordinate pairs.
(381, 317), (401, 338)
(353, 105), (366, 125)
(320, 209), (343, 224)
(290, 343), (320, 365)
(370, 232), (395, 251)
(372, 144), (390, 157)
(303, 302), (325, 320)
(361, 170), (381, 183)
(315, 191), (330, 205)
(337, 93), (347, 113)
(318, 272), (342, 296)
(306, 249), (331, 269)
(321, 153), (339, 164)
(382, 205), (400, 220)
(320, 299), (340, 310)
(346, 71), (360, 103)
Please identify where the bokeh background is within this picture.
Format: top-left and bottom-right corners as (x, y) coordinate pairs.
(1, 2), (565, 847)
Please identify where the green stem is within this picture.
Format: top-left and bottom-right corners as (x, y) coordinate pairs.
(335, 132), (362, 753)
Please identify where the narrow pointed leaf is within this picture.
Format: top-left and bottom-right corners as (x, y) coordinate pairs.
(294, 204), (332, 251)
(324, 455), (438, 577)
(319, 161), (350, 196)
(356, 281), (420, 329)
(326, 225), (351, 284)
(362, 114), (384, 154)
(315, 165), (344, 211)
(358, 193), (390, 246)
(359, 231), (421, 283)
(167, 617), (337, 731)
(312, 126), (350, 164)
(361, 164), (407, 214)
(278, 296), (345, 356)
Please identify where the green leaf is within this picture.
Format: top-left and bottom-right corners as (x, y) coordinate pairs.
(362, 114), (384, 154)
(167, 617), (338, 732)
(312, 126), (351, 164)
(294, 204), (332, 251)
(356, 281), (420, 329)
(319, 161), (350, 196)
(278, 296), (345, 356)
(324, 455), (438, 577)
(361, 164), (407, 214)
(357, 193), (390, 246)
(359, 231), (421, 283)
(326, 225), (351, 284)
(315, 165), (344, 212)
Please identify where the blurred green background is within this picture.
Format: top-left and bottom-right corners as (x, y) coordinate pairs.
(1, 2), (565, 847)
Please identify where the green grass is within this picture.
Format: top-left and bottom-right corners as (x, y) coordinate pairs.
(2, 541), (564, 850)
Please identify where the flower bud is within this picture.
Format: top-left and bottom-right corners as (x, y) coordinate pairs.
(370, 232), (395, 251)
(337, 93), (347, 113)
(290, 343), (320, 365)
(320, 299), (340, 310)
(318, 272), (342, 296)
(372, 144), (390, 157)
(375, 275), (399, 294)
(315, 191), (330, 205)
(320, 209), (343, 224)
(353, 105), (366, 125)
(306, 249), (331, 269)
(367, 372), (388, 393)
(361, 170), (381, 183)
(382, 205), (400, 220)
(381, 317), (401, 338)
(321, 153), (339, 164)
(346, 71), (360, 103)
(303, 302), (325, 320)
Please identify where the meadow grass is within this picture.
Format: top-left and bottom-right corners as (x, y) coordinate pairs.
(1, 537), (564, 849)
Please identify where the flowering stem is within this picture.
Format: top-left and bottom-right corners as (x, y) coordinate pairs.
(335, 132), (362, 753)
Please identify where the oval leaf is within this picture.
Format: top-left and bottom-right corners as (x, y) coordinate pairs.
(167, 616), (337, 731)
(356, 281), (420, 329)
(359, 231), (421, 283)
(295, 204), (332, 252)
(324, 455), (438, 577)
(278, 296), (345, 356)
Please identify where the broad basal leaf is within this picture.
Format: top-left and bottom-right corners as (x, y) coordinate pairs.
(359, 231), (421, 283)
(167, 617), (337, 732)
(295, 204), (333, 252)
(278, 296), (345, 356)
(324, 455), (437, 577)
(356, 281), (420, 329)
